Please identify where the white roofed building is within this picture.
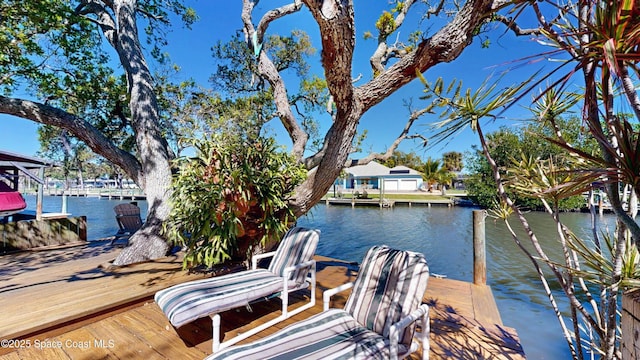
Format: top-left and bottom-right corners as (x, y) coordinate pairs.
(334, 161), (424, 192)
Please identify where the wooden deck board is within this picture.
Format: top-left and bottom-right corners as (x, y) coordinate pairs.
(58, 327), (114, 360)
(0, 244), (525, 359)
(0, 353), (20, 360)
(114, 305), (204, 360)
(471, 281), (503, 325)
(423, 277), (503, 325)
(0, 243), (210, 340)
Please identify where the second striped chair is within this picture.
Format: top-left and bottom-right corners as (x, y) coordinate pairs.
(208, 245), (430, 360)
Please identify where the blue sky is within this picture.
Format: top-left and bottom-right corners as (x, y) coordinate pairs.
(1, 1), (549, 167)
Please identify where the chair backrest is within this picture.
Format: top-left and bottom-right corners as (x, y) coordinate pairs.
(114, 203), (143, 231)
(344, 245), (429, 348)
(267, 227), (320, 284)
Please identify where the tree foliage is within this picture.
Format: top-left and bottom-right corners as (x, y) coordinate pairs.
(442, 151), (463, 172)
(381, 150), (424, 170)
(165, 135), (306, 269)
(465, 118), (594, 210)
(422, 157), (444, 187)
(1, 1), (102, 93)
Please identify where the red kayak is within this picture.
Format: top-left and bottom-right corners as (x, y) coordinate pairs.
(0, 181), (27, 217)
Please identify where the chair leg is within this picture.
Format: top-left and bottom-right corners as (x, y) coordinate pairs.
(212, 313), (221, 352)
(209, 265), (317, 354)
(281, 288), (289, 318)
(421, 308), (430, 360)
(280, 264), (317, 319)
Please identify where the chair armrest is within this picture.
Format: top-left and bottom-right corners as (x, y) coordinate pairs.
(280, 260), (316, 296)
(389, 304), (430, 360)
(281, 259), (316, 280)
(252, 251), (277, 269)
(322, 282), (354, 311)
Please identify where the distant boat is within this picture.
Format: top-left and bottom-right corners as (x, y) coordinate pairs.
(454, 197), (478, 207)
(0, 181), (27, 217)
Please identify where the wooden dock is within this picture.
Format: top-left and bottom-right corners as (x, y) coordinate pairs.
(325, 197), (458, 208)
(98, 192), (146, 201)
(43, 188), (146, 201)
(0, 242), (525, 359)
(325, 198), (396, 208)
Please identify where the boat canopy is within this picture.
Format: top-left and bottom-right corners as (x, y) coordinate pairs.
(0, 181), (26, 217)
(0, 150), (55, 219)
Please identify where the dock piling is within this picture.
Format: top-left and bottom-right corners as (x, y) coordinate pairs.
(473, 209), (487, 285)
(61, 194), (68, 213)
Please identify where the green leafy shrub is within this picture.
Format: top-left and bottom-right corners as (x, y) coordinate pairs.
(164, 135), (307, 269)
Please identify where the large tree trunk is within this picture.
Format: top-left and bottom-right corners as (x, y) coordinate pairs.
(1, 0), (174, 265)
(110, 0), (172, 265)
(0, 90), (171, 265)
(287, 0), (499, 216)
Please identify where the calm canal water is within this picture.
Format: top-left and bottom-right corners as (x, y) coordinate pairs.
(25, 195), (619, 359)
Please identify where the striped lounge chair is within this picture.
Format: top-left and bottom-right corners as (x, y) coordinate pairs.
(208, 245), (430, 360)
(154, 227), (320, 352)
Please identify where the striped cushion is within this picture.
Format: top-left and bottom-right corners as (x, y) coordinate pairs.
(154, 227), (320, 328)
(207, 308), (406, 360)
(207, 246), (429, 360)
(155, 269), (283, 327)
(267, 227), (320, 284)
(343, 245), (429, 349)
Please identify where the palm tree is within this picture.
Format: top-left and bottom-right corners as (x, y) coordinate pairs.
(422, 157), (446, 191)
(436, 170), (456, 195)
(442, 151), (463, 172)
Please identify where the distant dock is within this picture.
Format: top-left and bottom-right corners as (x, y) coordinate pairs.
(325, 197), (459, 208)
(43, 188), (146, 201)
(98, 192), (147, 201)
(326, 197), (395, 208)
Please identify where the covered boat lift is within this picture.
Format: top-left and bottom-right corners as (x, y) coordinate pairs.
(0, 149), (53, 220)
(0, 181), (26, 217)
(1, 150), (87, 253)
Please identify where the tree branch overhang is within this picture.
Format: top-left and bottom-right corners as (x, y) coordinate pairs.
(0, 95), (143, 183)
(359, 0), (498, 111)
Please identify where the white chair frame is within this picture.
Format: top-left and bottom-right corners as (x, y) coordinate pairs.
(210, 250), (317, 352)
(323, 281), (430, 360)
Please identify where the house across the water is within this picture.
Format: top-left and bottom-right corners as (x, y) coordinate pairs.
(335, 161), (423, 192)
